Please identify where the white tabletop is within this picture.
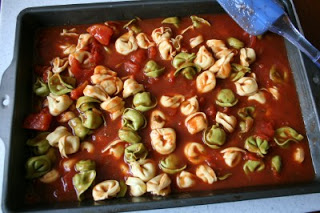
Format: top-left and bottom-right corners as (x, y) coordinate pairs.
(0, 0), (319, 212)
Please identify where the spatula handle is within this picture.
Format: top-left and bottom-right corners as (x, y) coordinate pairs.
(269, 15), (320, 68)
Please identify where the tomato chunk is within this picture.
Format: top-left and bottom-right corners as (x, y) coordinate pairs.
(87, 24), (113, 46)
(23, 108), (52, 131)
(130, 49), (147, 64)
(124, 61), (140, 74)
(148, 46), (157, 59)
(70, 81), (89, 100)
(255, 120), (275, 140)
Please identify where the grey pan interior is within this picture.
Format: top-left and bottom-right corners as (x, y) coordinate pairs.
(0, 0), (319, 212)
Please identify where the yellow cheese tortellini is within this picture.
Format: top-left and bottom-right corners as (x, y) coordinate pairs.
(185, 112), (207, 135)
(99, 76), (123, 96)
(196, 71), (216, 93)
(91, 65), (117, 85)
(92, 180), (120, 201)
(158, 39), (176, 60)
(136, 33), (155, 49)
(102, 140), (126, 159)
(215, 112), (237, 133)
(83, 85), (109, 102)
(150, 110), (167, 130)
(52, 57), (69, 74)
(76, 33), (92, 51)
(151, 27), (172, 45)
(47, 93), (73, 116)
(194, 46), (215, 70)
(68, 50), (91, 65)
(101, 96), (125, 120)
(240, 48), (256, 67)
(180, 96), (199, 116)
(46, 126), (71, 147)
(115, 31), (138, 55)
(209, 53), (234, 79)
(190, 35), (204, 48)
(58, 135), (80, 158)
(176, 171), (196, 189)
(39, 169), (60, 183)
(123, 78), (144, 98)
(235, 77), (258, 96)
(146, 173), (171, 196)
(125, 177), (147, 197)
(160, 94), (185, 108)
(196, 164), (217, 184)
(130, 159), (156, 182)
(248, 91), (266, 104)
(206, 39), (232, 59)
(184, 142), (206, 164)
(60, 44), (76, 55)
(220, 147), (246, 167)
(150, 128), (176, 155)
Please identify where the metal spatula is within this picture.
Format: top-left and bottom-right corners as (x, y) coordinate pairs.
(217, 0), (320, 68)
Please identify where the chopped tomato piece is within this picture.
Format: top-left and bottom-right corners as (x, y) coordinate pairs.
(130, 49), (147, 64)
(256, 120), (275, 140)
(205, 105), (216, 119)
(148, 46), (157, 59)
(89, 39), (104, 65)
(70, 81), (89, 100)
(124, 61), (140, 74)
(23, 108), (52, 131)
(87, 24), (113, 46)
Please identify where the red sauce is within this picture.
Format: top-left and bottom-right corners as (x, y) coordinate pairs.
(26, 14), (314, 203)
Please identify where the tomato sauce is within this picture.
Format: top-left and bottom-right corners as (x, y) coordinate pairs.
(26, 14), (314, 204)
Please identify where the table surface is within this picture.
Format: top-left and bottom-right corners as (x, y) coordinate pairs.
(0, 0), (320, 212)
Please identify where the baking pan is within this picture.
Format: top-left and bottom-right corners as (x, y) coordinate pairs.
(1, 0), (320, 212)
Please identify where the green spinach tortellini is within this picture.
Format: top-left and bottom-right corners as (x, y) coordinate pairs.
(73, 170), (96, 201)
(26, 132), (50, 155)
(122, 108), (147, 131)
(271, 155), (282, 173)
(133, 92), (157, 112)
(118, 127), (141, 144)
(80, 110), (103, 130)
(274, 126), (304, 147)
(173, 52), (201, 80)
(203, 124), (226, 149)
(216, 89), (238, 107)
(159, 154), (187, 174)
(124, 143), (148, 163)
(243, 160), (265, 174)
(25, 155), (52, 179)
(48, 73), (74, 95)
(244, 136), (269, 157)
(33, 78), (50, 97)
(144, 60), (165, 78)
(68, 117), (90, 140)
(75, 160), (96, 172)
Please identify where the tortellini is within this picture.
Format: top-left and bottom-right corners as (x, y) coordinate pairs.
(136, 33), (155, 49)
(194, 46), (215, 70)
(196, 164), (217, 184)
(91, 65), (117, 85)
(39, 169), (60, 183)
(248, 91), (266, 104)
(274, 126), (304, 147)
(243, 160), (265, 174)
(123, 78), (144, 98)
(184, 142), (206, 164)
(76, 33), (92, 51)
(124, 143), (148, 163)
(122, 108), (147, 131)
(99, 76), (123, 96)
(190, 35), (204, 48)
(196, 71), (216, 93)
(151, 27), (172, 45)
(27, 132), (50, 155)
(118, 127), (141, 144)
(160, 94), (185, 108)
(185, 112), (207, 135)
(81, 142), (95, 153)
(150, 128), (176, 155)
(244, 136), (270, 157)
(216, 89), (238, 107)
(220, 147), (246, 167)
(215, 112), (237, 133)
(47, 93), (73, 116)
(126, 177), (147, 197)
(52, 57), (69, 74)
(203, 124), (226, 149)
(73, 170), (96, 200)
(130, 159), (156, 182)
(146, 173), (171, 196)
(176, 171), (196, 189)
(240, 48), (256, 67)
(46, 126), (71, 147)
(69, 50), (91, 65)
(68, 117), (90, 139)
(271, 155), (282, 173)
(58, 135), (80, 158)
(180, 96), (199, 116)
(100, 96), (125, 120)
(133, 92), (157, 112)
(158, 39), (176, 60)
(159, 154), (187, 174)
(60, 44), (76, 55)
(150, 110), (166, 130)
(115, 31), (138, 55)
(294, 147), (305, 163)
(92, 180), (120, 201)
(60, 28), (78, 37)
(206, 39), (228, 58)
(209, 52), (234, 79)
(102, 140), (126, 159)
(83, 85), (109, 102)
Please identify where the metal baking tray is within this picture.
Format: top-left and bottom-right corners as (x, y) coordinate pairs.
(1, 0), (320, 212)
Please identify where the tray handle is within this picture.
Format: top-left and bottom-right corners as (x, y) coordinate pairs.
(0, 61), (15, 149)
